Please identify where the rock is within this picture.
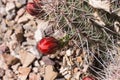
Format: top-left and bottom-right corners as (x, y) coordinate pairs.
(5, 20), (15, 27)
(2, 54), (19, 66)
(44, 65), (58, 80)
(66, 49), (74, 56)
(72, 72), (81, 80)
(0, 68), (5, 77)
(82, 64), (89, 73)
(0, 16), (2, 22)
(64, 74), (71, 80)
(0, 43), (7, 54)
(60, 66), (72, 79)
(1, 0), (7, 4)
(49, 54), (56, 59)
(34, 26), (44, 42)
(15, 0), (27, 8)
(3, 75), (9, 80)
(28, 47), (42, 59)
(18, 67), (31, 80)
(6, 10), (16, 20)
(33, 60), (40, 67)
(23, 20), (36, 30)
(28, 20), (37, 28)
(60, 51), (66, 56)
(55, 78), (65, 80)
(15, 7), (26, 22)
(38, 66), (45, 75)
(39, 60), (45, 66)
(0, 19), (7, 33)
(32, 67), (38, 73)
(0, 6), (7, 16)
(29, 73), (41, 80)
(4, 69), (18, 79)
(7, 78), (17, 80)
(17, 0), (27, 5)
(13, 24), (23, 34)
(16, 33), (24, 43)
(18, 49), (36, 67)
(60, 67), (68, 74)
(76, 56), (82, 63)
(11, 63), (21, 74)
(34, 20), (53, 42)
(42, 56), (55, 65)
(6, 39), (20, 58)
(5, 69), (14, 78)
(15, 1), (23, 8)
(76, 49), (81, 56)
(0, 0), (2, 5)
(25, 13), (35, 20)
(6, 2), (15, 12)
(24, 31), (34, 38)
(18, 15), (29, 24)
(23, 23), (32, 30)
(0, 54), (8, 70)
(4, 29), (13, 41)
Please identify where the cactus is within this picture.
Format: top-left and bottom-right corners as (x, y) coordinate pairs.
(27, 0), (120, 79)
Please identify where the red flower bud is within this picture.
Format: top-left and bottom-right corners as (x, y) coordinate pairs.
(37, 37), (59, 55)
(26, 2), (40, 16)
(82, 76), (96, 80)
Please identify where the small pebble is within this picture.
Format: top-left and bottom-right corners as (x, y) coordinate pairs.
(64, 74), (71, 79)
(66, 49), (73, 56)
(15, 7), (26, 22)
(1, 0), (7, 4)
(42, 56), (55, 65)
(18, 15), (29, 24)
(6, 2), (15, 12)
(17, 0), (27, 5)
(0, 68), (5, 77)
(11, 63), (20, 73)
(76, 49), (81, 56)
(1, 19), (7, 32)
(6, 10), (16, 20)
(39, 61), (45, 66)
(0, 6), (7, 16)
(34, 60), (40, 67)
(5, 69), (14, 78)
(32, 67), (38, 73)
(0, 0), (2, 5)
